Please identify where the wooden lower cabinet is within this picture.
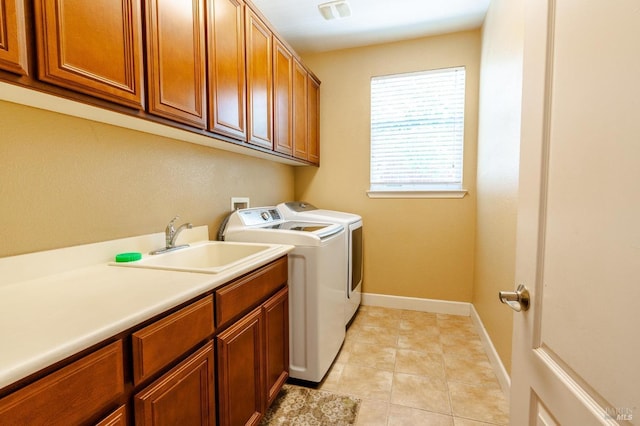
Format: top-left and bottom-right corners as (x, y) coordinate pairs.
(132, 296), (214, 386)
(0, 258), (288, 426)
(96, 405), (127, 426)
(263, 287), (289, 406)
(217, 307), (264, 426)
(134, 341), (216, 426)
(215, 256), (288, 329)
(0, 341), (124, 425)
(217, 287), (289, 426)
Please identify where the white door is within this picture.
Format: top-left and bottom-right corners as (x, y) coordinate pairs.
(508, 0), (640, 424)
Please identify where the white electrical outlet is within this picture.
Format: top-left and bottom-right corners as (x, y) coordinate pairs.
(231, 197), (250, 211)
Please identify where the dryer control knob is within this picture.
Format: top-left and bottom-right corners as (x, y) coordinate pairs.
(261, 211), (270, 221)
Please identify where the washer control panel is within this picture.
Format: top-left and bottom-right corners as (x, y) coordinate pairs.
(238, 207), (282, 226)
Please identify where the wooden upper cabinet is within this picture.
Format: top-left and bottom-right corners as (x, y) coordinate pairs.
(208, 0), (246, 140)
(34, 0), (144, 108)
(145, 0), (207, 128)
(273, 38), (293, 156)
(0, 0), (28, 75)
(307, 74), (320, 165)
(292, 63), (320, 165)
(245, 8), (273, 150)
(292, 59), (308, 161)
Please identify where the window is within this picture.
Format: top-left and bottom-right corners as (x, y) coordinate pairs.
(369, 66), (467, 198)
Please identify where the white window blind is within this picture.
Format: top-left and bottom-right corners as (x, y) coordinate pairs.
(370, 67), (466, 193)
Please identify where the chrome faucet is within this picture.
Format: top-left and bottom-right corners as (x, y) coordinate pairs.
(151, 216), (193, 255)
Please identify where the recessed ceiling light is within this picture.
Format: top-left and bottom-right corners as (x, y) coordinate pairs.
(318, 0), (351, 20)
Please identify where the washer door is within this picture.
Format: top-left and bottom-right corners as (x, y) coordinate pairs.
(348, 222), (363, 297)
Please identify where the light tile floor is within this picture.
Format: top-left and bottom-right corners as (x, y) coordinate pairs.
(317, 305), (510, 425)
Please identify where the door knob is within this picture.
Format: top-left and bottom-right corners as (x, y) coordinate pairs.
(499, 284), (530, 312)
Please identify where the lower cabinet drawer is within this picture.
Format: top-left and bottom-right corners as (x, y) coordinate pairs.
(0, 340), (124, 425)
(215, 256), (287, 328)
(132, 296), (214, 385)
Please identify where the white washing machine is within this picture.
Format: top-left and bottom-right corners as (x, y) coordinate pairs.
(220, 206), (346, 383)
(278, 202), (363, 325)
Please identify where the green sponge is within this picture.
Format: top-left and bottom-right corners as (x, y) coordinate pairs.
(115, 252), (142, 262)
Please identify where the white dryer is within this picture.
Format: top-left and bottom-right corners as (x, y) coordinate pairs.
(220, 206), (346, 383)
(277, 202), (363, 324)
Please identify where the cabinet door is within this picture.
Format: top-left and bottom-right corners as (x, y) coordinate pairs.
(245, 9), (272, 150)
(217, 307), (264, 426)
(263, 287), (289, 407)
(307, 74), (320, 165)
(0, 0), (28, 75)
(208, 0), (246, 140)
(134, 342), (216, 426)
(292, 59), (308, 161)
(146, 0), (207, 128)
(273, 38), (293, 156)
(34, 0), (143, 108)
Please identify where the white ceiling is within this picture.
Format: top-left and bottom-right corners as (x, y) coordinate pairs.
(251, 0), (491, 54)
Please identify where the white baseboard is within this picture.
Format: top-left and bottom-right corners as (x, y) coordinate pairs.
(361, 292), (471, 316)
(361, 292), (511, 401)
(470, 305), (511, 402)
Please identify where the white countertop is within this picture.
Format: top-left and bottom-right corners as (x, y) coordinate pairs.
(0, 227), (293, 390)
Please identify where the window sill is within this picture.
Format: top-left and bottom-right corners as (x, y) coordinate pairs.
(366, 189), (468, 199)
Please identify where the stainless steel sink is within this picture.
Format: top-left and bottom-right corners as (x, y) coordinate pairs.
(111, 241), (283, 274)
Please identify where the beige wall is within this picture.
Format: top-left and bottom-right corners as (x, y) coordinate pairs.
(296, 31), (481, 302)
(0, 101), (294, 257)
(473, 0), (524, 373)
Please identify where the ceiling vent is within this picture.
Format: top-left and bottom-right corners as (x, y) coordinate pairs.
(318, 0), (352, 20)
